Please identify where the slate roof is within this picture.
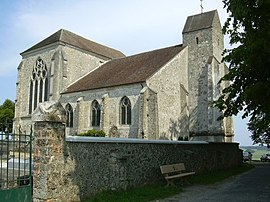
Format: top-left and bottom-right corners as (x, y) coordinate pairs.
(182, 10), (217, 33)
(21, 29), (125, 59)
(64, 44), (185, 93)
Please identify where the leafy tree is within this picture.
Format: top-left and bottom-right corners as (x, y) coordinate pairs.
(0, 99), (15, 132)
(215, 0), (270, 145)
(248, 114), (270, 147)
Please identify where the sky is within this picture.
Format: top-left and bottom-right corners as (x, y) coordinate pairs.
(0, 0), (254, 145)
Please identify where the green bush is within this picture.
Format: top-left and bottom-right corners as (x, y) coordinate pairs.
(178, 136), (189, 141)
(78, 129), (106, 137)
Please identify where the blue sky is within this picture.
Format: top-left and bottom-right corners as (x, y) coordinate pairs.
(0, 0), (253, 145)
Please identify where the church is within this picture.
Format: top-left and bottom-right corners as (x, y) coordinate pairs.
(14, 10), (234, 142)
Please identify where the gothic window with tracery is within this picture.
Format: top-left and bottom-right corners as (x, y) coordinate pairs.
(91, 100), (101, 126)
(29, 58), (49, 114)
(120, 96), (131, 125)
(66, 104), (73, 128)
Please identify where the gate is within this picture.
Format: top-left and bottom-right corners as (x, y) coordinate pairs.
(0, 127), (33, 202)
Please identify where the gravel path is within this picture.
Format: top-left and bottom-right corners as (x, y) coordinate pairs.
(153, 162), (270, 202)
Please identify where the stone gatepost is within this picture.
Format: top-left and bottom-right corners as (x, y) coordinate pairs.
(32, 101), (79, 202)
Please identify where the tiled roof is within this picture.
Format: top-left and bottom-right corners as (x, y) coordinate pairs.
(182, 10), (217, 33)
(21, 29), (125, 59)
(64, 44), (185, 93)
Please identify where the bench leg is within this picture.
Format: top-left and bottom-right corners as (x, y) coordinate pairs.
(166, 177), (191, 187)
(165, 179), (175, 187)
(182, 176), (191, 185)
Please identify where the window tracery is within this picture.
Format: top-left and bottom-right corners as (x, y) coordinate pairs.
(121, 97), (131, 125)
(29, 58), (49, 114)
(66, 104), (73, 128)
(91, 100), (101, 126)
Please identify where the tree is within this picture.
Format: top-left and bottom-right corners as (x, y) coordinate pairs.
(0, 99), (15, 132)
(215, 0), (270, 145)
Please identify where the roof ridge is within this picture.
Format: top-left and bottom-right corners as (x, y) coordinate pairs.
(187, 9), (217, 18)
(59, 29), (65, 41)
(21, 29), (125, 59)
(112, 44), (183, 61)
(182, 10), (218, 34)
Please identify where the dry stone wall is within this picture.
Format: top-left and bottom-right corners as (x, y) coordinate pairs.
(65, 139), (241, 200)
(33, 121), (242, 202)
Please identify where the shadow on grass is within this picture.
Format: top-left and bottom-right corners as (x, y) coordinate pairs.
(83, 182), (182, 202)
(189, 163), (254, 185)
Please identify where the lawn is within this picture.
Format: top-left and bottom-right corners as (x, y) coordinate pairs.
(83, 163), (254, 202)
(83, 183), (181, 202)
(252, 150), (267, 160)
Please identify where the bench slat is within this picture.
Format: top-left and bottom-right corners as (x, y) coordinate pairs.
(165, 172), (195, 180)
(160, 163), (195, 186)
(160, 163), (186, 174)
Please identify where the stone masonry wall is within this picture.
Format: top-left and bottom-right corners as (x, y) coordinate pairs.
(33, 121), (80, 202)
(65, 139), (241, 201)
(183, 11), (226, 140)
(14, 46), (57, 134)
(147, 47), (189, 140)
(14, 44), (107, 134)
(33, 122), (242, 202)
(60, 83), (143, 137)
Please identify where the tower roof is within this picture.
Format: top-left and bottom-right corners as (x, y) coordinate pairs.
(21, 29), (125, 59)
(182, 10), (217, 33)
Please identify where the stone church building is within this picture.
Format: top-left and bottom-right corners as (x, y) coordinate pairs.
(14, 10), (233, 142)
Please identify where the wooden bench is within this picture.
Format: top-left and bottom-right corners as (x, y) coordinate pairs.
(160, 163), (195, 186)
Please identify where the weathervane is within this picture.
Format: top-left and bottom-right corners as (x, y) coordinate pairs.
(200, 0), (204, 13)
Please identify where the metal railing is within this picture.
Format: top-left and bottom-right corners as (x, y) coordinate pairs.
(0, 127), (32, 189)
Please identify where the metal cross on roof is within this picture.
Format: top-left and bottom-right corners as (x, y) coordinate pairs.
(200, 0), (204, 13)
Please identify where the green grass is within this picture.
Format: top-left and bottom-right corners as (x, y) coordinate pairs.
(83, 163), (254, 202)
(83, 183), (181, 202)
(189, 163), (254, 185)
(252, 150), (266, 160)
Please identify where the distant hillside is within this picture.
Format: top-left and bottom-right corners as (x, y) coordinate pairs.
(240, 146), (270, 160)
(241, 146), (269, 151)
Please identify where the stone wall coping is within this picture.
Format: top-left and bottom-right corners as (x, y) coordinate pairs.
(65, 136), (209, 144)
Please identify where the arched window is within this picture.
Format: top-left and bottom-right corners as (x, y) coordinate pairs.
(120, 97), (131, 125)
(28, 82), (33, 114)
(91, 100), (101, 126)
(66, 104), (73, 128)
(29, 58), (49, 114)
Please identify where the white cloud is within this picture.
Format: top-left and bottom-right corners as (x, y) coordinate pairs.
(11, 0), (229, 54)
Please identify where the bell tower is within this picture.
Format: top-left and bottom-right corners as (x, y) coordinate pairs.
(182, 10), (233, 142)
